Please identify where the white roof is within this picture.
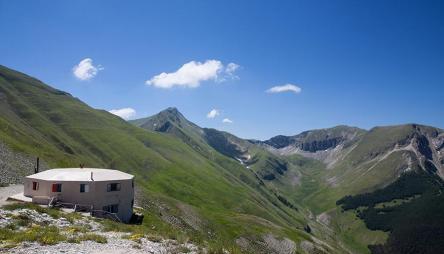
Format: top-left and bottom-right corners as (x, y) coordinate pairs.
(26, 168), (134, 182)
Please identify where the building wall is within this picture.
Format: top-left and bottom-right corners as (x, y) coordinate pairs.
(92, 179), (134, 222)
(24, 177), (134, 222)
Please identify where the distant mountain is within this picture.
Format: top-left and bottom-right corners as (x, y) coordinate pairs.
(131, 109), (302, 186)
(130, 107), (203, 139)
(132, 108), (444, 253)
(266, 123), (444, 254)
(262, 125), (365, 151)
(0, 65), (331, 253)
(259, 124), (443, 186)
(253, 126), (366, 167)
(2, 64), (444, 253)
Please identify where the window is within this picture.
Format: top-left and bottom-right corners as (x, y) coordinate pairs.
(107, 183), (121, 192)
(103, 204), (119, 213)
(52, 183), (62, 192)
(32, 182), (39, 190)
(80, 184), (90, 193)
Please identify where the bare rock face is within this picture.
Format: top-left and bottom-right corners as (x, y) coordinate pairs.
(260, 126), (365, 167)
(299, 137), (344, 153)
(263, 126), (365, 153)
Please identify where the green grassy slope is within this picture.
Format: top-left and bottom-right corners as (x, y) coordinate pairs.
(0, 65), (335, 252)
(3, 64), (443, 253)
(309, 124), (443, 211)
(131, 111), (308, 194)
(283, 124), (444, 253)
(337, 170), (444, 254)
(132, 106), (444, 253)
(131, 110), (316, 214)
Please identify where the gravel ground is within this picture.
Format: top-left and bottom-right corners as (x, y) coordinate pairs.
(6, 233), (199, 254)
(0, 204), (199, 254)
(0, 184), (24, 206)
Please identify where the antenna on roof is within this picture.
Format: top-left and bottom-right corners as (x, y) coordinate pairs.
(91, 172), (94, 181)
(34, 157), (39, 174)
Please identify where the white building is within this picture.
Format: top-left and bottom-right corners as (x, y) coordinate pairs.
(23, 168), (134, 222)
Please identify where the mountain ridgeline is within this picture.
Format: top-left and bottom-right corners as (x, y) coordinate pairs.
(1, 64), (444, 253)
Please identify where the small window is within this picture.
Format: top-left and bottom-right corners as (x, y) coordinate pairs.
(103, 204), (119, 213)
(52, 183), (62, 192)
(107, 183), (121, 192)
(80, 184), (90, 193)
(32, 182), (39, 191)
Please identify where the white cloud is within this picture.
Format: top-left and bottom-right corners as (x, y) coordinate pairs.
(225, 63), (240, 75)
(146, 60), (240, 89)
(266, 84), (302, 94)
(222, 118), (233, 124)
(207, 109), (220, 119)
(72, 58), (103, 80)
(109, 108), (136, 120)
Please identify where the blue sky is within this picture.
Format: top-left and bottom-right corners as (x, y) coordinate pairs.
(1, 0), (443, 139)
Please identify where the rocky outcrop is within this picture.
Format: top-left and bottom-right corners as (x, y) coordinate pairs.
(300, 137), (344, 153)
(262, 126), (365, 153)
(264, 135), (292, 149)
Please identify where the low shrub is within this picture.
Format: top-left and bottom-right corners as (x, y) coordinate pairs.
(77, 233), (107, 243)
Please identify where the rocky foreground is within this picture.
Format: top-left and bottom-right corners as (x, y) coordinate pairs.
(7, 234), (198, 254)
(0, 204), (199, 254)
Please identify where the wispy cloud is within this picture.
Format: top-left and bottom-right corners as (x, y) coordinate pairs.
(266, 84), (301, 94)
(207, 109), (220, 119)
(73, 58), (103, 80)
(224, 63), (240, 79)
(146, 60), (240, 89)
(222, 118), (233, 124)
(109, 107), (136, 120)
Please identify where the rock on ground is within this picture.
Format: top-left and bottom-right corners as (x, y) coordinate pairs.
(7, 234), (199, 254)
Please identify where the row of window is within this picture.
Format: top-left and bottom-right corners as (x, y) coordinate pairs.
(32, 182), (122, 193)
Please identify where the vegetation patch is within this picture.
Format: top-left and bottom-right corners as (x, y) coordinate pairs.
(0, 225), (66, 246)
(77, 233), (107, 243)
(337, 171), (444, 254)
(2, 203), (61, 219)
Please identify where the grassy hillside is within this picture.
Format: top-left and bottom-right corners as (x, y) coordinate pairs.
(3, 64), (443, 253)
(280, 124), (444, 253)
(131, 103), (444, 253)
(0, 65), (339, 253)
(337, 170), (444, 254)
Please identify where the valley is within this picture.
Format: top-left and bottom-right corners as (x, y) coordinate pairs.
(1, 65), (443, 253)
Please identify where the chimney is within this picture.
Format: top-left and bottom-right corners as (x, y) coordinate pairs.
(34, 157), (40, 174)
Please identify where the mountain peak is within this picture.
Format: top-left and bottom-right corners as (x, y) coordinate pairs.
(163, 107), (180, 115)
(130, 107), (203, 136)
(156, 107), (187, 123)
